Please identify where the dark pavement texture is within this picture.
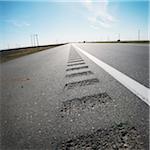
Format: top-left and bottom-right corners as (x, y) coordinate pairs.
(1, 43), (149, 150)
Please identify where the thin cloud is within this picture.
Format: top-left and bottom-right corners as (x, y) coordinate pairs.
(90, 24), (99, 30)
(82, 0), (116, 28)
(5, 19), (30, 27)
(83, 0), (93, 11)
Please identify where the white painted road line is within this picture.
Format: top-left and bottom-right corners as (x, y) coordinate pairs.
(72, 44), (150, 106)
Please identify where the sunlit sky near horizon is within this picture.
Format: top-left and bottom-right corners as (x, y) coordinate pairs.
(0, 0), (149, 49)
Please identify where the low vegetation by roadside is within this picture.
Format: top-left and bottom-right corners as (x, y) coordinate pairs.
(0, 44), (65, 63)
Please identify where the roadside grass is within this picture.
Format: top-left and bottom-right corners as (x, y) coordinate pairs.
(0, 44), (65, 63)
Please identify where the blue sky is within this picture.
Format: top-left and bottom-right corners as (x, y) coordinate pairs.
(0, 0), (149, 49)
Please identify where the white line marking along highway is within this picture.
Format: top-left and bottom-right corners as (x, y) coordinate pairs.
(72, 44), (150, 106)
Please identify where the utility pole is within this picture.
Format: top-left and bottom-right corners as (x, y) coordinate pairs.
(107, 36), (110, 41)
(33, 34), (36, 46)
(35, 34), (39, 46)
(31, 35), (33, 47)
(16, 44), (18, 48)
(118, 33), (120, 40)
(138, 29), (140, 41)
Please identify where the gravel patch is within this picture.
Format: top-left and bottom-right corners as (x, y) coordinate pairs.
(66, 66), (88, 71)
(66, 71), (93, 78)
(57, 123), (144, 150)
(67, 62), (85, 67)
(60, 93), (111, 115)
(64, 78), (99, 89)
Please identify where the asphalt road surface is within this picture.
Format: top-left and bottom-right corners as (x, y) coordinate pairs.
(1, 43), (149, 150)
(76, 43), (149, 88)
